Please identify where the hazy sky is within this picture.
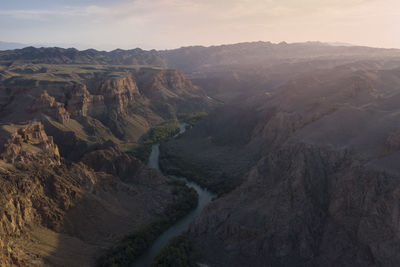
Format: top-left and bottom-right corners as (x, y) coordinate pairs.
(0, 0), (399, 50)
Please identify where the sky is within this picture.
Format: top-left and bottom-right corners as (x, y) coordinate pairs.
(0, 0), (399, 51)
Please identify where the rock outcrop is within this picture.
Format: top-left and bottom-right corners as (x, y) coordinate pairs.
(0, 121), (175, 266)
(80, 140), (143, 180)
(190, 143), (400, 266)
(0, 57), (214, 266)
(29, 91), (70, 123)
(0, 64), (212, 146)
(95, 75), (140, 115)
(162, 60), (400, 266)
(0, 122), (61, 166)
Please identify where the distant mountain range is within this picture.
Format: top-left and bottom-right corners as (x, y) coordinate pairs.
(1, 41), (400, 68)
(0, 46), (166, 66)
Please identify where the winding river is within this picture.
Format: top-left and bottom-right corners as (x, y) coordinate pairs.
(132, 123), (215, 267)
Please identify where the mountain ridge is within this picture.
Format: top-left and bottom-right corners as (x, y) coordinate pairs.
(2, 41), (400, 67)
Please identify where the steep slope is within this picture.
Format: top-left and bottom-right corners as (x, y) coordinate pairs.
(0, 63), (212, 160)
(0, 122), (176, 266)
(162, 60), (400, 266)
(0, 52), (212, 266)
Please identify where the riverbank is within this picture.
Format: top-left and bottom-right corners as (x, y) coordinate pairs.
(97, 119), (215, 266)
(151, 233), (195, 267)
(132, 123), (215, 266)
(159, 146), (237, 197)
(97, 179), (198, 267)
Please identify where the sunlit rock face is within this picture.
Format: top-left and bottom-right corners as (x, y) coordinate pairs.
(0, 121), (175, 266)
(0, 47), (213, 266)
(0, 122), (61, 166)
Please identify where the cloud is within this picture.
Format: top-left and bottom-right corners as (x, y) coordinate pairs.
(0, 7), (90, 20)
(0, 0), (389, 22)
(0, 0), (399, 49)
(0, 0), (382, 24)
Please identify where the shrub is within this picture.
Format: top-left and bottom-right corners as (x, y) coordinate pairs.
(97, 180), (198, 267)
(151, 234), (195, 267)
(144, 120), (180, 144)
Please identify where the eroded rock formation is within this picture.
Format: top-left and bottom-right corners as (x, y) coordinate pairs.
(0, 121), (174, 266)
(0, 122), (61, 166)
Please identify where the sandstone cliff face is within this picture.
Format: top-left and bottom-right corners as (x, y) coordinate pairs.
(80, 140), (143, 180)
(0, 52), (211, 266)
(0, 122), (80, 266)
(29, 91), (70, 123)
(64, 84), (94, 117)
(0, 65), (213, 178)
(0, 121), (174, 266)
(94, 75), (140, 115)
(138, 69), (196, 98)
(0, 122), (61, 166)
(0, 65), (211, 148)
(63, 76), (138, 118)
(133, 69), (210, 118)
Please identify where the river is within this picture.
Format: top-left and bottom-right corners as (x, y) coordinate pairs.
(132, 122), (215, 267)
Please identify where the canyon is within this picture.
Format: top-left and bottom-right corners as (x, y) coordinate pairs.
(161, 43), (400, 266)
(0, 54), (212, 266)
(1, 42), (400, 266)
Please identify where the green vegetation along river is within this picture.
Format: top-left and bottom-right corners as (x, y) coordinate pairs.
(132, 123), (215, 266)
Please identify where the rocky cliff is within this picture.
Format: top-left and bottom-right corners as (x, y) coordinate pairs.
(161, 60), (400, 266)
(29, 91), (70, 123)
(0, 63), (212, 159)
(190, 143), (400, 266)
(0, 60), (211, 266)
(0, 121), (176, 266)
(0, 122), (61, 166)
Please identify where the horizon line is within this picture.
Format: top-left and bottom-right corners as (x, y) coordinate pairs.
(2, 40), (400, 52)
